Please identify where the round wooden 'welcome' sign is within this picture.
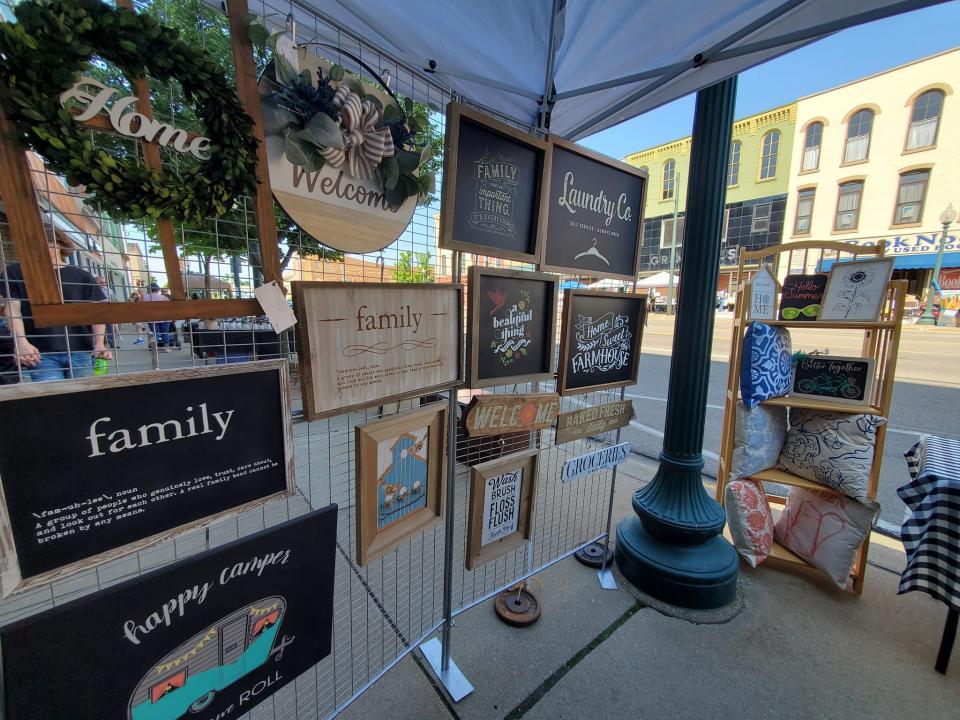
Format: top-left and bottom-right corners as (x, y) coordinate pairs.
(262, 52), (417, 254)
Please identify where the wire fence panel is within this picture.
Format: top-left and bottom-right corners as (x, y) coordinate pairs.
(0, 1), (628, 718)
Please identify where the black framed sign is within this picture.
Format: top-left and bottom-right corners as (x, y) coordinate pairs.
(440, 102), (550, 263)
(540, 137), (646, 281)
(779, 274), (828, 321)
(466, 266), (559, 388)
(557, 289), (647, 395)
(0, 506), (338, 720)
(0, 361), (294, 597)
(790, 355), (874, 406)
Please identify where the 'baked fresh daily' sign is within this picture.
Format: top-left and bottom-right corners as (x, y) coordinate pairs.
(293, 282), (463, 419)
(561, 442), (631, 482)
(555, 400), (634, 444)
(540, 138), (646, 281)
(0, 362), (294, 597)
(0, 506), (337, 720)
(464, 393), (561, 437)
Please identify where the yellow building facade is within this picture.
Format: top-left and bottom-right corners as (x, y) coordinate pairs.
(783, 48), (959, 299)
(624, 104), (796, 293)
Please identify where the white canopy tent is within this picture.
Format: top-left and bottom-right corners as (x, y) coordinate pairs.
(636, 271), (681, 288)
(281, 0), (944, 137)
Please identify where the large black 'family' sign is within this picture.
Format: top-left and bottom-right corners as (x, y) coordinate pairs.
(541, 138), (646, 281)
(441, 102), (549, 263)
(0, 361), (294, 596)
(557, 290), (646, 395)
(466, 266), (558, 388)
(0, 506), (338, 720)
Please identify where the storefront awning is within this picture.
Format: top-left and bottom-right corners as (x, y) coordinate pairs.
(819, 251), (960, 272)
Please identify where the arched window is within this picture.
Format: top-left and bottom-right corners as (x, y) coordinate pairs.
(844, 109), (873, 163)
(727, 141), (741, 186)
(759, 130), (779, 179)
(906, 90), (944, 150)
(893, 170), (930, 225)
(801, 122), (823, 171)
(662, 159), (676, 200)
(835, 180), (864, 231)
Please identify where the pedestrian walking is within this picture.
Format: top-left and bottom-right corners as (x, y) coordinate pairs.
(141, 282), (171, 352)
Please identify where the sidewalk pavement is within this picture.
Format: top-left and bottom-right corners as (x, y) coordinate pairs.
(340, 455), (959, 720)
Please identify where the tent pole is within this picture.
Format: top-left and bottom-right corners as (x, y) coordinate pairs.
(615, 77), (739, 609)
(538, 0), (562, 131)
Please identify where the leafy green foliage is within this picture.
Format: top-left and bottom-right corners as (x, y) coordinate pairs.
(394, 250), (435, 283)
(0, 0), (259, 224)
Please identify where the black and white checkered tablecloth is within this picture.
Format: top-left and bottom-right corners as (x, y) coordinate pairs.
(898, 435), (960, 611)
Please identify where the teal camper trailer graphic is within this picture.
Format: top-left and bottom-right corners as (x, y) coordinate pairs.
(127, 596), (290, 720)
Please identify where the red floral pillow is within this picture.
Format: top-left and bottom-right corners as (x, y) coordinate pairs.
(725, 479), (774, 567)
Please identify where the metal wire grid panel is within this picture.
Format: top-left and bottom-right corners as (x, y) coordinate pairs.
(0, 1), (623, 718)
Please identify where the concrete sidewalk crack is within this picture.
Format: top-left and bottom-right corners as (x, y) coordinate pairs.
(503, 601), (646, 720)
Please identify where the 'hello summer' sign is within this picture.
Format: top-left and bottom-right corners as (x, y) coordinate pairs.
(0, 507), (337, 720)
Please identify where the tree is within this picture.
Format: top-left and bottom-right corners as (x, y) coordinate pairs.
(395, 251), (435, 283)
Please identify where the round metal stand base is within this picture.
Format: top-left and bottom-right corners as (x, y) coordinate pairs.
(494, 588), (542, 627)
(574, 542), (614, 568)
(615, 515), (738, 610)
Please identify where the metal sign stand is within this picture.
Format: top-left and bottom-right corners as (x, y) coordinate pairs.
(419, 249), (474, 702)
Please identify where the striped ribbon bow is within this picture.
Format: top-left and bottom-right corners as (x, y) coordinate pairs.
(320, 85), (395, 181)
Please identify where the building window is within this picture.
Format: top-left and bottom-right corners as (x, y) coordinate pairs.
(662, 159), (676, 200)
(801, 122), (822, 171)
(794, 188), (815, 235)
(893, 170), (930, 225)
(659, 216), (685, 248)
(844, 109), (873, 163)
(906, 90), (944, 150)
(835, 181), (864, 231)
(758, 131), (779, 179)
(751, 203), (772, 233)
(727, 141), (741, 186)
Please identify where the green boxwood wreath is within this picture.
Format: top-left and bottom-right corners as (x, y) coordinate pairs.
(0, 0), (258, 224)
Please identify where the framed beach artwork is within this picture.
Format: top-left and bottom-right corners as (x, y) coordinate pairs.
(819, 258), (894, 322)
(465, 449), (539, 570)
(466, 266), (559, 388)
(355, 402), (447, 565)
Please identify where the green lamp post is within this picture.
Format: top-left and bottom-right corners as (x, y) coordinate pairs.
(917, 203), (957, 326)
(615, 77), (739, 609)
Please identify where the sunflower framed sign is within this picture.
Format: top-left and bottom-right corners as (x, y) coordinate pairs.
(354, 402), (447, 565)
(819, 258), (894, 322)
(466, 266), (559, 388)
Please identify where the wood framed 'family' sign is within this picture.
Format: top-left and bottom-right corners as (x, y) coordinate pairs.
(466, 266), (558, 388)
(0, 506), (338, 720)
(293, 282), (463, 419)
(440, 102), (550, 263)
(355, 402), (447, 565)
(790, 355), (874, 406)
(466, 449), (539, 570)
(540, 137), (646, 281)
(0, 361), (294, 597)
(557, 289), (647, 395)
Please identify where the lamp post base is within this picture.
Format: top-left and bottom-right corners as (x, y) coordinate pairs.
(916, 314), (937, 326)
(615, 515), (738, 610)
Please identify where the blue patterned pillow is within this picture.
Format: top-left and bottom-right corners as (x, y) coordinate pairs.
(740, 322), (792, 408)
(730, 402), (787, 480)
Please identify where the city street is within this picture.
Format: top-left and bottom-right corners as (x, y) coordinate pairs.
(626, 313), (960, 530)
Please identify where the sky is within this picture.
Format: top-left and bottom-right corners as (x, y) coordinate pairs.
(580, 1), (960, 160)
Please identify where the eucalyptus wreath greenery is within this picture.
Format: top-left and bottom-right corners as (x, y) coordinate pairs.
(0, 0), (258, 224)
(246, 17), (436, 209)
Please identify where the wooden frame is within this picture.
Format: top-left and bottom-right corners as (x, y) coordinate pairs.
(820, 256), (895, 322)
(539, 135), (647, 281)
(717, 241), (905, 595)
(355, 402), (447, 565)
(293, 281), (463, 420)
(0, 360), (295, 597)
(466, 266), (558, 388)
(440, 102), (550, 263)
(0, 0), (281, 327)
(465, 449), (538, 571)
(556, 288), (647, 396)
